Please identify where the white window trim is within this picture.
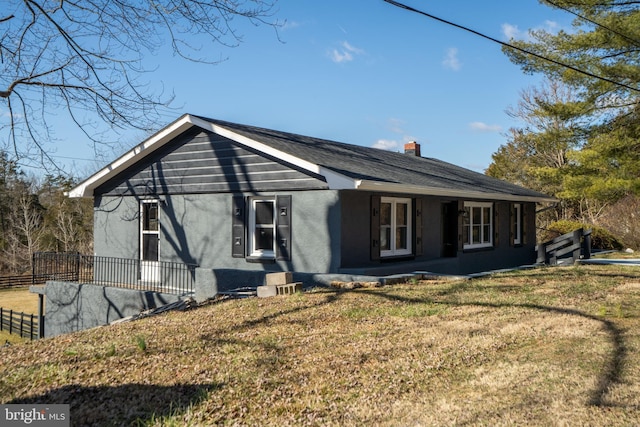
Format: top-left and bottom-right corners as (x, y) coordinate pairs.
(513, 203), (522, 245)
(463, 201), (493, 250)
(140, 200), (160, 262)
(248, 197), (276, 258)
(380, 197), (412, 257)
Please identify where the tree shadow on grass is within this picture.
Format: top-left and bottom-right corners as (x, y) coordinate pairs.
(199, 282), (628, 409)
(364, 288), (626, 408)
(9, 382), (220, 426)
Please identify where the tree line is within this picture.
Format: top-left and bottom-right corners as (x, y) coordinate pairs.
(0, 153), (92, 275)
(488, 0), (640, 249)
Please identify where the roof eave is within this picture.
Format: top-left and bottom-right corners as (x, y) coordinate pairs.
(355, 180), (557, 203)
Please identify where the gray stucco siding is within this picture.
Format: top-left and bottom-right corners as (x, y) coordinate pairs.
(339, 191), (446, 269)
(95, 189), (539, 285)
(93, 196), (140, 260)
(41, 281), (183, 337)
(338, 193), (539, 275)
(453, 200), (537, 274)
(93, 190), (342, 290)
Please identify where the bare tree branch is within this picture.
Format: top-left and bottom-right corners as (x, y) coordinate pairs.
(0, 0), (281, 171)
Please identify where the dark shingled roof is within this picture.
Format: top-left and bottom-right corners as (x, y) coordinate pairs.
(199, 116), (551, 201)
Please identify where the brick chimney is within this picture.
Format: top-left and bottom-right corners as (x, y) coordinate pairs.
(404, 141), (421, 157)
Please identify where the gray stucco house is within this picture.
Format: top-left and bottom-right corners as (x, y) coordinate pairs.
(69, 114), (555, 292)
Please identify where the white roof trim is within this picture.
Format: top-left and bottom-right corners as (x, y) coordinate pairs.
(68, 114), (357, 198)
(67, 115), (197, 198)
(355, 180), (557, 203)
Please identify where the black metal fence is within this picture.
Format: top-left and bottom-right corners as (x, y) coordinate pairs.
(0, 308), (39, 340)
(32, 252), (197, 295)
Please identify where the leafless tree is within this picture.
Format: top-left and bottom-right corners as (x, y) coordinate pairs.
(0, 0), (279, 170)
(48, 195), (92, 253)
(3, 181), (45, 273)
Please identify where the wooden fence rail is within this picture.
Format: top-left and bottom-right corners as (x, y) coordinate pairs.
(0, 307), (39, 340)
(0, 275), (44, 290)
(536, 228), (592, 266)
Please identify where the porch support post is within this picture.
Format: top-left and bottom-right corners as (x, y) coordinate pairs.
(37, 293), (45, 339)
(30, 285), (46, 339)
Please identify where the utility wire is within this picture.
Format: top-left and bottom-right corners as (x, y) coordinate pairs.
(545, 0), (640, 48)
(383, 0), (640, 93)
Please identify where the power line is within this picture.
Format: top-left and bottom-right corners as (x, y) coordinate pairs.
(383, 0), (640, 94)
(47, 154), (98, 162)
(544, 0), (640, 48)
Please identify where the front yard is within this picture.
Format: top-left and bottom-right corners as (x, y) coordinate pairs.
(1, 264), (639, 425)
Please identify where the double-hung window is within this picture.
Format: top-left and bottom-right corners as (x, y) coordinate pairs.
(380, 197), (412, 257)
(232, 195), (292, 261)
(463, 202), (493, 249)
(140, 200), (159, 262)
(249, 198), (276, 258)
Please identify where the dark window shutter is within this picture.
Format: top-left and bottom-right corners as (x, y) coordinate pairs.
(276, 195), (292, 261)
(522, 203), (530, 245)
(414, 198), (423, 256)
(232, 196), (246, 258)
(371, 195), (381, 261)
(458, 200), (465, 251)
(510, 204), (516, 246)
(493, 203), (499, 247)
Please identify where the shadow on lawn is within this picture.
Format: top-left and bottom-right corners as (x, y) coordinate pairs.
(364, 288), (626, 408)
(199, 279), (628, 409)
(220, 282), (628, 408)
(9, 382), (220, 425)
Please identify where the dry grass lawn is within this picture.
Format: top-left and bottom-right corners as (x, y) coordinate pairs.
(0, 287), (40, 344)
(0, 287), (40, 313)
(1, 264), (640, 426)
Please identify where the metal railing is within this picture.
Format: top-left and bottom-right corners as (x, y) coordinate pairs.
(32, 252), (197, 295)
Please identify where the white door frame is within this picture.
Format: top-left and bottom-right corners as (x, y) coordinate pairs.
(140, 200), (160, 283)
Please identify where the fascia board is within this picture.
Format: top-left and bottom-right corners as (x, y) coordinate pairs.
(67, 114), (197, 198)
(191, 116), (358, 190)
(356, 180), (558, 203)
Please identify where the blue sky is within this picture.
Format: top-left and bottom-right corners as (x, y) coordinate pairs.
(47, 0), (573, 177)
